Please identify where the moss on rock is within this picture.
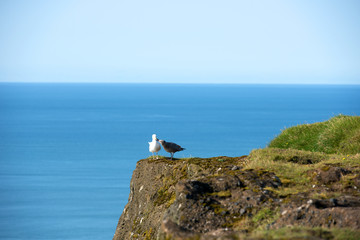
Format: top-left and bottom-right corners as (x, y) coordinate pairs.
(114, 116), (360, 240)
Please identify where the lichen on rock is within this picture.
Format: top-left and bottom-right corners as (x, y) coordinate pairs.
(113, 116), (360, 239)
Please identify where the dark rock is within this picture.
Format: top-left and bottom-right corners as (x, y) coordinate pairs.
(316, 167), (351, 184)
(113, 157), (360, 240)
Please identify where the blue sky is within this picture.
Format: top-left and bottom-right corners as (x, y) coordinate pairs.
(0, 0), (359, 84)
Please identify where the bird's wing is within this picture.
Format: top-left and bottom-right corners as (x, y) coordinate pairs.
(168, 142), (183, 151)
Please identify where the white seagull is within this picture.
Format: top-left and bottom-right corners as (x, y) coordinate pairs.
(148, 134), (161, 159)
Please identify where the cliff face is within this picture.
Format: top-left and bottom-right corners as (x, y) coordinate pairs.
(113, 154), (360, 240)
(114, 116), (360, 239)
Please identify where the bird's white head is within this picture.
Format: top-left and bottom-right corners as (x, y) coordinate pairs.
(152, 134), (158, 141)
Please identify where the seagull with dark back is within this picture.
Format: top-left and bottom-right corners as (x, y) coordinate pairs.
(159, 139), (185, 160)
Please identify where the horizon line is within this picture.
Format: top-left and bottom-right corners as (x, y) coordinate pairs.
(0, 81), (359, 85)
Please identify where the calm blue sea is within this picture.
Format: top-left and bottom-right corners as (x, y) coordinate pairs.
(0, 83), (359, 239)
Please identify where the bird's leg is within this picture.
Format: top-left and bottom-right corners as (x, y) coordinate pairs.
(156, 152), (159, 160)
(170, 153), (174, 160)
(152, 152), (155, 160)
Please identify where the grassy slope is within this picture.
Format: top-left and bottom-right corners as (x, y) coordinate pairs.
(245, 115), (360, 239)
(268, 115), (360, 154)
(248, 115), (360, 191)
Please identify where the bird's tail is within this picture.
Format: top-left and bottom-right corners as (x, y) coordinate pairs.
(181, 148), (185, 151)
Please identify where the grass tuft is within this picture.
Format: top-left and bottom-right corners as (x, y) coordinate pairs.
(268, 115), (360, 154)
(252, 227), (360, 240)
(246, 147), (360, 197)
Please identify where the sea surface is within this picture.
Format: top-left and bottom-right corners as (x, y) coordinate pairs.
(0, 83), (359, 239)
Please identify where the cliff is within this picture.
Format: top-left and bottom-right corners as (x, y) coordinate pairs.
(114, 116), (360, 239)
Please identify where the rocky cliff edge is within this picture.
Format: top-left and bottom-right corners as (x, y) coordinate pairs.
(113, 153), (360, 240)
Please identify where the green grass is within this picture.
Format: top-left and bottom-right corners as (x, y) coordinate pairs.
(252, 207), (279, 225)
(246, 148), (317, 187)
(268, 115), (360, 154)
(246, 147), (360, 197)
(252, 227), (360, 240)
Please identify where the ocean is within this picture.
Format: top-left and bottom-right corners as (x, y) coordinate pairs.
(0, 83), (359, 239)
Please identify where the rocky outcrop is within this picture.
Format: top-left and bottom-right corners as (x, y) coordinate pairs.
(113, 156), (360, 240)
